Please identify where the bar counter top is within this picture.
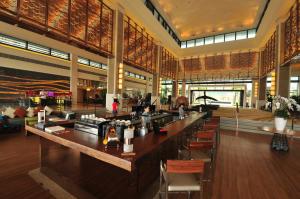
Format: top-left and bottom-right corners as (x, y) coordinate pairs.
(26, 112), (205, 172)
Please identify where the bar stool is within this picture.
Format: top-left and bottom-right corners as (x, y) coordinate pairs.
(178, 141), (215, 181)
(159, 160), (205, 199)
(202, 116), (220, 144)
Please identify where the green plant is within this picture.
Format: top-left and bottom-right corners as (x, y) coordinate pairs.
(271, 96), (300, 119)
(274, 109), (289, 119)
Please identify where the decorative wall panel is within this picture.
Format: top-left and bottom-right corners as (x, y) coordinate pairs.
(0, 66), (69, 102)
(205, 55), (225, 70)
(161, 47), (177, 79)
(230, 52), (258, 69)
(0, 0), (113, 56)
(19, 0), (46, 27)
(179, 52), (259, 80)
(48, 0), (69, 35)
(123, 16), (157, 73)
(284, 0), (300, 62)
(0, 0), (18, 14)
(261, 31), (277, 76)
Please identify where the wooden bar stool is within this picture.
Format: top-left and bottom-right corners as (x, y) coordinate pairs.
(179, 141), (215, 181)
(159, 160), (204, 199)
(203, 116), (220, 144)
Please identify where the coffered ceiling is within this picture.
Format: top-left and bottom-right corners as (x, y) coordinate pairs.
(150, 0), (269, 40)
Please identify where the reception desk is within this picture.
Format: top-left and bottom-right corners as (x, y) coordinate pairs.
(26, 112), (205, 198)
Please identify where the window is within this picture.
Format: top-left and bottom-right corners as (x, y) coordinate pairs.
(214, 35), (224, 43)
(0, 34), (26, 48)
(236, 31), (247, 40)
(204, 37), (214, 45)
(225, 33), (235, 41)
(181, 41), (187, 48)
(90, 61), (101, 68)
(291, 76), (299, 81)
(0, 33), (70, 60)
(78, 57), (107, 70)
(248, 29), (256, 38)
(102, 64), (108, 70)
(186, 40), (195, 48)
(195, 38), (204, 46)
(51, 49), (69, 60)
(28, 42), (50, 54)
(78, 57), (89, 65)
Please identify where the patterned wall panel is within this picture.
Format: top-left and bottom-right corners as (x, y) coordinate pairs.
(0, 66), (69, 102)
(100, 4), (113, 54)
(0, 0), (18, 14)
(123, 16), (157, 73)
(19, 0), (46, 26)
(230, 52), (258, 69)
(205, 55), (225, 70)
(0, 0), (113, 56)
(180, 52), (259, 80)
(48, 0), (69, 35)
(261, 31), (277, 76)
(161, 47), (177, 80)
(70, 0), (87, 42)
(284, 0), (300, 62)
(182, 57), (201, 72)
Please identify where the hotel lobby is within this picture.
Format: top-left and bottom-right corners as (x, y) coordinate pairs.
(0, 0), (300, 199)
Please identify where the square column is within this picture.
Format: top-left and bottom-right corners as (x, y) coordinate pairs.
(70, 53), (78, 105)
(276, 20), (290, 97)
(151, 45), (162, 105)
(106, 8), (124, 111)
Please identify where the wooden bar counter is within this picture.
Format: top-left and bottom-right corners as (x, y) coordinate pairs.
(26, 112), (205, 199)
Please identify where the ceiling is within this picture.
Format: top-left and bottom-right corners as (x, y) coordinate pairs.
(151, 0), (268, 40)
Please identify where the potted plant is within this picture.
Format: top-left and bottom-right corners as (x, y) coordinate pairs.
(272, 96), (300, 131)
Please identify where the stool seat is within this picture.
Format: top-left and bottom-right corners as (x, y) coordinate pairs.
(179, 149), (211, 163)
(167, 173), (201, 191)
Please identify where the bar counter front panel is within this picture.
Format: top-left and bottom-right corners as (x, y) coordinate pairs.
(27, 112), (205, 198)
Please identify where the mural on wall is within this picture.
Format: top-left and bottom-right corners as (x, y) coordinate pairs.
(0, 66), (70, 102)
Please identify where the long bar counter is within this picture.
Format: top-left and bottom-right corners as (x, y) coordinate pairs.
(26, 112), (205, 198)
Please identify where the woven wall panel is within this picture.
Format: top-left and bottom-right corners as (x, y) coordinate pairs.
(230, 52), (258, 69)
(19, 0), (46, 25)
(261, 31), (276, 76)
(100, 4), (113, 53)
(183, 57), (201, 72)
(205, 55), (225, 70)
(161, 47), (177, 79)
(48, 0), (69, 34)
(0, 0), (17, 13)
(0, 0), (113, 56)
(284, 0), (300, 62)
(123, 16), (157, 73)
(70, 0), (86, 42)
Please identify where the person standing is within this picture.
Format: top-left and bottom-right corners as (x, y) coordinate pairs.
(112, 97), (118, 116)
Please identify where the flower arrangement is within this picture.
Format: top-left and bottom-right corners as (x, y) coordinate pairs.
(270, 96), (300, 119)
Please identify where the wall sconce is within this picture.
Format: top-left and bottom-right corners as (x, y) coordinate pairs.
(159, 77), (162, 95)
(86, 87), (91, 92)
(118, 63), (124, 90)
(254, 81), (258, 98)
(270, 71), (276, 96)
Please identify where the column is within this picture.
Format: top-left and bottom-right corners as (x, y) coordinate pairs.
(172, 60), (179, 98)
(70, 53), (78, 105)
(251, 79), (259, 108)
(151, 45), (162, 106)
(276, 20), (290, 97)
(256, 49), (266, 109)
(182, 80), (186, 97)
(106, 7), (124, 111)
